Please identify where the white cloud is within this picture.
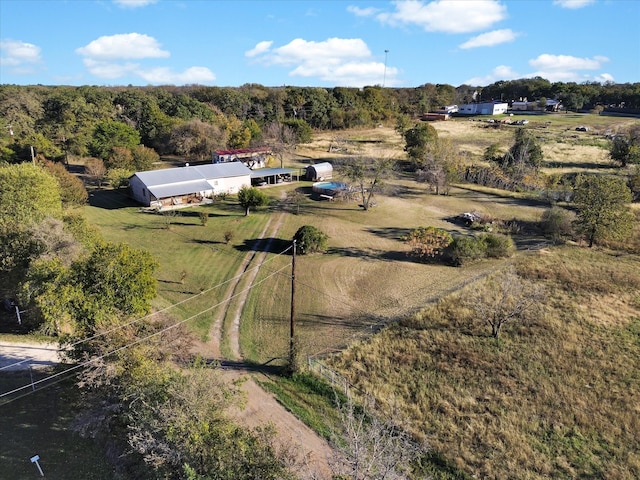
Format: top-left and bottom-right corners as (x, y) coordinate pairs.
(553, 0), (595, 9)
(377, 0), (507, 34)
(465, 54), (612, 86)
(113, 0), (158, 8)
(529, 53), (608, 72)
(594, 72), (615, 83)
(82, 58), (139, 79)
(249, 37), (399, 87)
(459, 29), (518, 49)
(76, 33), (169, 60)
(77, 33), (214, 85)
(136, 66), (215, 84)
(268, 38), (371, 66)
(0, 39), (42, 70)
(465, 65), (520, 86)
(347, 5), (380, 17)
(245, 41), (273, 58)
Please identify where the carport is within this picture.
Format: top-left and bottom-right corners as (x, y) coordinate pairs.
(250, 167), (301, 186)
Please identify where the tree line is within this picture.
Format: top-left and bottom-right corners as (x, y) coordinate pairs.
(2, 79), (638, 164)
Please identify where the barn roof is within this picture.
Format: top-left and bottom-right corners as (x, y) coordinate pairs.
(148, 180), (214, 199)
(132, 162), (252, 188)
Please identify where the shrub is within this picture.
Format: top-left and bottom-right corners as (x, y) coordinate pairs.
(293, 225), (328, 255)
(446, 236), (487, 266)
(404, 226), (453, 261)
(540, 206), (574, 241)
(481, 233), (515, 258)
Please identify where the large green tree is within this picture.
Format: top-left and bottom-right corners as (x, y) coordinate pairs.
(610, 126), (640, 167)
(19, 241), (158, 337)
(89, 119), (141, 160)
(403, 123), (438, 167)
(237, 186), (269, 216)
(0, 163), (62, 229)
(293, 225), (328, 254)
(573, 174), (634, 247)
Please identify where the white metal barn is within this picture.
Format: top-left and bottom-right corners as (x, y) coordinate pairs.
(305, 162), (333, 181)
(129, 163), (252, 209)
(457, 102), (509, 115)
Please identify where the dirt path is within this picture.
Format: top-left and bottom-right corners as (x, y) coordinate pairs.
(200, 196), (335, 479)
(0, 342), (63, 372)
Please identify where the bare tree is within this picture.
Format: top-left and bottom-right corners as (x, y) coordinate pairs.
(342, 156), (395, 211)
(84, 157), (107, 188)
(329, 395), (423, 480)
(286, 189), (306, 215)
(466, 266), (545, 338)
(264, 121), (296, 168)
(415, 138), (459, 195)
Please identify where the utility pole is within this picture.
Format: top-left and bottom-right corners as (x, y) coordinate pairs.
(383, 49), (389, 87)
(289, 239), (296, 371)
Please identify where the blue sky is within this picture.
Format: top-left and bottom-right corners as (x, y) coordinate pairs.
(1, 0), (638, 88)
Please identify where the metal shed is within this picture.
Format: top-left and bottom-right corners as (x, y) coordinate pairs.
(305, 162), (333, 181)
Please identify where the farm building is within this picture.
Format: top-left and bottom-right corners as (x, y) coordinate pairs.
(212, 147), (272, 169)
(420, 112), (450, 121)
(305, 162), (333, 181)
(510, 98), (563, 112)
(129, 162), (252, 209)
(457, 102), (508, 115)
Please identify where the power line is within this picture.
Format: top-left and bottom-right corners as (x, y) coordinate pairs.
(0, 243), (293, 372)
(1, 263), (292, 402)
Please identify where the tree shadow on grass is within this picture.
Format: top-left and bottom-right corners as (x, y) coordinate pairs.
(326, 246), (414, 263)
(366, 226), (413, 241)
(88, 189), (138, 209)
(235, 237), (293, 255)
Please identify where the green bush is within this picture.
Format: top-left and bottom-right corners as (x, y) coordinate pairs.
(293, 225), (328, 255)
(446, 236), (487, 266)
(481, 233), (514, 258)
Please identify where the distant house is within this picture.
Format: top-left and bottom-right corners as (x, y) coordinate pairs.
(511, 98), (563, 112)
(457, 102), (509, 115)
(129, 163), (252, 209)
(437, 105), (458, 114)
(305, 162), (333, 181)
(212, 147), (272, 169)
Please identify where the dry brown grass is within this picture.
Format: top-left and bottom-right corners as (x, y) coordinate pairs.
(328, 247), (640, 479)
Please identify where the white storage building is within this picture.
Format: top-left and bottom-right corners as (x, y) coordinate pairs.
(129, 163), (252, 209)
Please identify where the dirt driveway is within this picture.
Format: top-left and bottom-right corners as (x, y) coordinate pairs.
(198, 194), (336, 479)
(0, 342), (63, 372)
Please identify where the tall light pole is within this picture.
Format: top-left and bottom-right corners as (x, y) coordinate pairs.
(383, 49), (389, 87)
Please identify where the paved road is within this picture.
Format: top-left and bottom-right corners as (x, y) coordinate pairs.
(0, 342), (63, 371)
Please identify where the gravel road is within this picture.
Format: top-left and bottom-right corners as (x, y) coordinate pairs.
(0, 341), (63, 371)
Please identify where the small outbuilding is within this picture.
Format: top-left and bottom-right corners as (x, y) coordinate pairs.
(305, 162), (333, 181)
(129, 162), (252, 209)
(212, 147), (272, 169)
(457, 102), (508, 115)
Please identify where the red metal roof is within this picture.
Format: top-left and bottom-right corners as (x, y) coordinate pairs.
(214, 147), (272, 156)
